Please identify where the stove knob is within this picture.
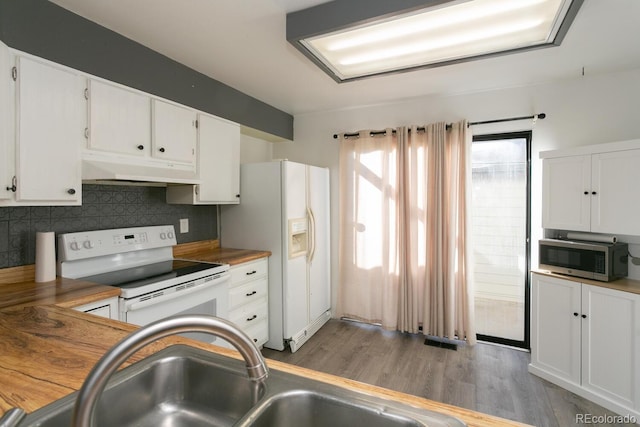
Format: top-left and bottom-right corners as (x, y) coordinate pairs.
(167, 231), (175, 239)
(83, 240), (93, 249)
(69, 241), (80, 251)
(160, 232), (167, 240)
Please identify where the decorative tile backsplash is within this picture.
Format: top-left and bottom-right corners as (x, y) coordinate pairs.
(0, 184), (217, 268)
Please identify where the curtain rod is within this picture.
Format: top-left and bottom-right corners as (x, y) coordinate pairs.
(332, 113), (546, 139)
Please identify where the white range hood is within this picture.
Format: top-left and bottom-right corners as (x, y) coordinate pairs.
(82, 158), (200, 185)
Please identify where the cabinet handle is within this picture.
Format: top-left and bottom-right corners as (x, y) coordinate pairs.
(6, 176), (17, 193)
(246, 270), (257, 276)
(246, 290), (257, 296)
(583, 191), (589, 195)
(246, 314), (257, 322)
(573, 312), (579, 317)
(159, 147), (165, 153)
(236, 194), (240, 198)
(581, 314), (587, 319)
(253, 338), (258, 343)
(137, 145), (145, 150)
(591, 191), (597, 195)
(67, 188), (76, 195)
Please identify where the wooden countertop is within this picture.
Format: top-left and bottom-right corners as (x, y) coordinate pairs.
(172, 239), (271, 265)
(0, 241), (527, 427)
(532, 270), (640, 295)
(0, 277), (121, 310)
(0, 305), (529, 427)
(0, 240), (270, 311)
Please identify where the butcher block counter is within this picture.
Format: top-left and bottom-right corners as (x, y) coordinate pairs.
(0, 242), (529, 427)
(0, 305), (529, 427)
(172, 239), (271, 265)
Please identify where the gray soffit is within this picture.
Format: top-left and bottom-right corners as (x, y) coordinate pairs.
(287, 0), (585, 83)
(0, 0), (293, 141)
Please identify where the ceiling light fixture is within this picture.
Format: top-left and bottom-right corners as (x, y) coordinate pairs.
(287, 0), (584, 83)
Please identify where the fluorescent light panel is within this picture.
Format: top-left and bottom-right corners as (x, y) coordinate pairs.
(299, 0), (575, 81)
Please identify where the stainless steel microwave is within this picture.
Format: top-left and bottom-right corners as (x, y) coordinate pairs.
(539, 239), (628, 282)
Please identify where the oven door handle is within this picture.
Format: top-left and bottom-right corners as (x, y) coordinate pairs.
(126, 275), (229, 311)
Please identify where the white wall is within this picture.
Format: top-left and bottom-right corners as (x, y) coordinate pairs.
(240, 134), (273, 164)
(269, 68), (640, 305)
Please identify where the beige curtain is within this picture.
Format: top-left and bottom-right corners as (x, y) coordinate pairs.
(337, 121), (476, 344)
(337, 129), (400, 329)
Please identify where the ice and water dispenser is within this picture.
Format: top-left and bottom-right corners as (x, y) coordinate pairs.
(288, 218), (308, 258)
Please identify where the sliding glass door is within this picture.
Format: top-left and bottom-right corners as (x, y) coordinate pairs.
(470, 132), (531, 348)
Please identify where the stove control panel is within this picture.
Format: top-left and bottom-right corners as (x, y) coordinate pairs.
(58, 225), (178, 262)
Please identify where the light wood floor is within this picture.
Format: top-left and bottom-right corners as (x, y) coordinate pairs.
(262, 319), (636, 427)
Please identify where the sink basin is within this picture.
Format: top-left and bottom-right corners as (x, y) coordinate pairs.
(21, 345), (465, 427)
(238, 390), (440, 427)
(21, 346), (264, 427)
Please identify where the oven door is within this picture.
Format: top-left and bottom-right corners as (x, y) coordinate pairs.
(121, 273), (230, 346)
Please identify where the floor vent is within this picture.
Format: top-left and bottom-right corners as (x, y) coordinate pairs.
(424, 338), (458, 351)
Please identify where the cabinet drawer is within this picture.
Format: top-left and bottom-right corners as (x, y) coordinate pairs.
(229, 298), (268, 329)
(244, 320), (268, 347)
(229, 277), (268, 310)
(230, 259), (268, 285)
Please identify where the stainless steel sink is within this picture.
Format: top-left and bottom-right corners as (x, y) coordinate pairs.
(21, 345), (466, 427)
(21, 346), (264, 427)
(235, 390), (452, 427)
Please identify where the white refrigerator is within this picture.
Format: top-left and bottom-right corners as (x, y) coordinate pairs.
(220, 160), (331, 352)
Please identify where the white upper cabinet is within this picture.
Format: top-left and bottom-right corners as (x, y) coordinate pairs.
(87, 80), (198, 164)
(0, 48), (244, 201)
(12, 55), (84, 205)
(542, 155), (591, 231)
(541, 140), (640, 235)
(166, 113), (240, 204)
(151, 99), (196, 164)
(0, 41), (11, 201)
(590, 149), (640, 235)
(87, 79), (151, 157)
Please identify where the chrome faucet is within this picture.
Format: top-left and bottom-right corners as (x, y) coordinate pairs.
(0, 408), (26, 427)
(71, 315), (268, 427)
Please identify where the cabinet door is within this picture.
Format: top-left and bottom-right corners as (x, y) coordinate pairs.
(530, 274), (582, 385)
(152, 99), (196, 164)
(581, 284), (640, 409)
(542, 156), (591, 231)
(87, 79), (150, 157)
(196, 114), (240, 203)
(591, 149), (640, 235)
(0, 41), (11, 201)
(74, 297), (119, 320)
(15, 56), (83, 203)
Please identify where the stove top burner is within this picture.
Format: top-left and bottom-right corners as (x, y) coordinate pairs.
(80, 259), (225, 290)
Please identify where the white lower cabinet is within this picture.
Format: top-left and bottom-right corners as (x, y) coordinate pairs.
(530, 273), (640, 418)
(73, 296), (119, 320)
(228, 258), (269, 347)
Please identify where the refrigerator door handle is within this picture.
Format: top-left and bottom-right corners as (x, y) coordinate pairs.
(307, 207), (316, 262)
